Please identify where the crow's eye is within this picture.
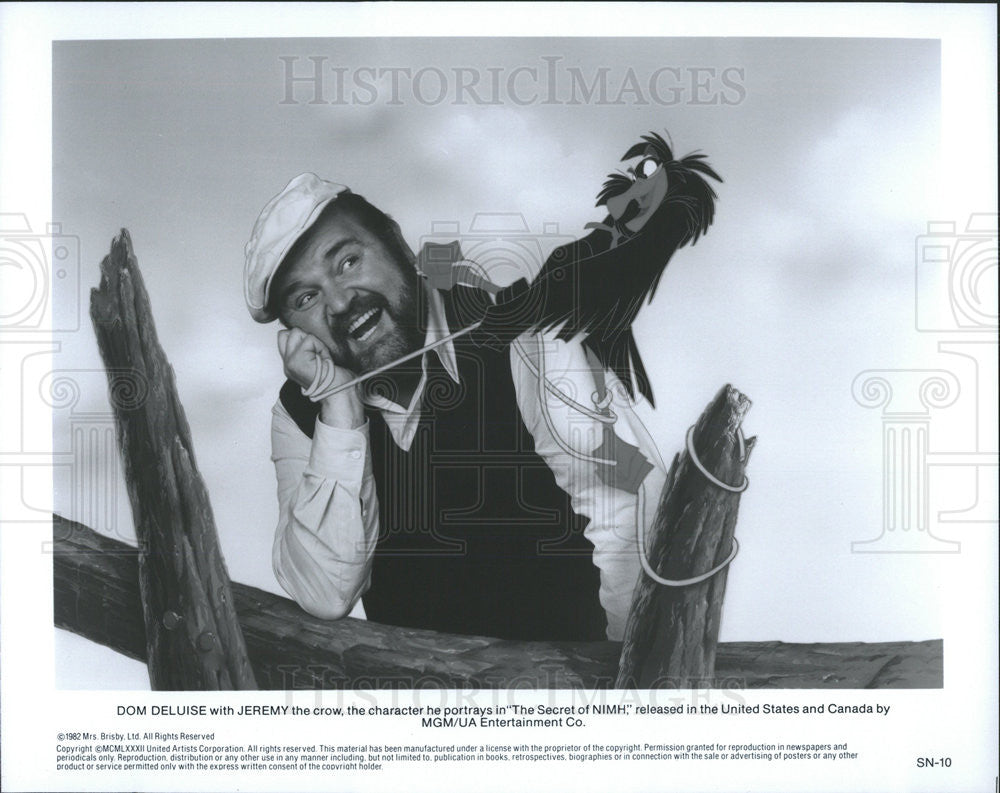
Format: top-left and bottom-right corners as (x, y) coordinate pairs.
(636, 157), (660, 178)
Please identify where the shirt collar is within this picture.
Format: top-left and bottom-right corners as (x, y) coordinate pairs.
(424, 285), (460, 384)
(360, 285), (460, 420)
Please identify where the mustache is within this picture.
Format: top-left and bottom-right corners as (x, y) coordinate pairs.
(329, 294), (391, 339)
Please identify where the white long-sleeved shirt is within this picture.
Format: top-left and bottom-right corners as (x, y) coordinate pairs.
(270, 285), (666, 639)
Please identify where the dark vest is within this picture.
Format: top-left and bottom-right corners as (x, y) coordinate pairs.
(279, 288), (605, 641)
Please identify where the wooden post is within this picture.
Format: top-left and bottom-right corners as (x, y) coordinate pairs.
(616, 384), (755, 688)
(89, 230), (256, 690)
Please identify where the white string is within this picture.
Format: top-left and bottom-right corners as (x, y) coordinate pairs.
(304, 271), (511, 399)
(302, 355), (324, 397)
(514, 335), (740, 588)
(308, 321), (483, 400)
(685, 425), (749, 492)
(302, 355), (334, 401)
(530, 334), (619, 467)
(512, 339), (618, 425)
(635, 423), (748, 586)
(637, 481), (740, 586)
(521, 334), (742, 588)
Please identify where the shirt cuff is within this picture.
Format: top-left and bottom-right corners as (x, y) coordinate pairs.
(307, 418), (369, 483)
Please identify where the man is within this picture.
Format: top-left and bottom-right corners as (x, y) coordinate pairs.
(244, 173), (664, 642)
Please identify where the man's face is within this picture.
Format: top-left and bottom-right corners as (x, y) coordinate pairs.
(272, 209), (424, 374)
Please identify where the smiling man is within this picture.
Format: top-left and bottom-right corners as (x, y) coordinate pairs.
(272, 193), (424, 380)
(244, 173), (664, 643)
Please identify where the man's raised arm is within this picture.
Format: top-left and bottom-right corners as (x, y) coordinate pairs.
(270, 398), (379, 619)
(269, 327), (377, 619)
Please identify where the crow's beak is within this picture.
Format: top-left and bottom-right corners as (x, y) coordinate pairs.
(606, 167), (669, 233)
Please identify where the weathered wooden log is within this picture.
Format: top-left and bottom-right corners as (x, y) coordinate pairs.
(53, 515), (943, 689)
(89, 230), (256, 690)
(617, 385), (755, 688)
(53, 515), (620, 688)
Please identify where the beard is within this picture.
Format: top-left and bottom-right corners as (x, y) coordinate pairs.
(328, 266), (425, 375)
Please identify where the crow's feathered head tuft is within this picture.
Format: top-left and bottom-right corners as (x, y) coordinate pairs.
(595, 130), (722, 246)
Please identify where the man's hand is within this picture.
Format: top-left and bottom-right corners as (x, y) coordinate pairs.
(277, 327), (337, 389)
(277, 328), (364, 429)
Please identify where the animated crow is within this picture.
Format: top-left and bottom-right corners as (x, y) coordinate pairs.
(474, 131), (722, 407)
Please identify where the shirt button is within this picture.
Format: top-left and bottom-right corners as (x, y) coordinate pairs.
(349, 449), (361, 460)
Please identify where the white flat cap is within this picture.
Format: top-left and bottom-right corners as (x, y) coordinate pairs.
(244, 173), (349, 322)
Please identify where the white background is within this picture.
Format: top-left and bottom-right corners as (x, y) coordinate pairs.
(1, 3), (996, 792)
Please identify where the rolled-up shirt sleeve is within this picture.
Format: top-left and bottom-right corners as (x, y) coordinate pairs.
(270, 400), (379, 619)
